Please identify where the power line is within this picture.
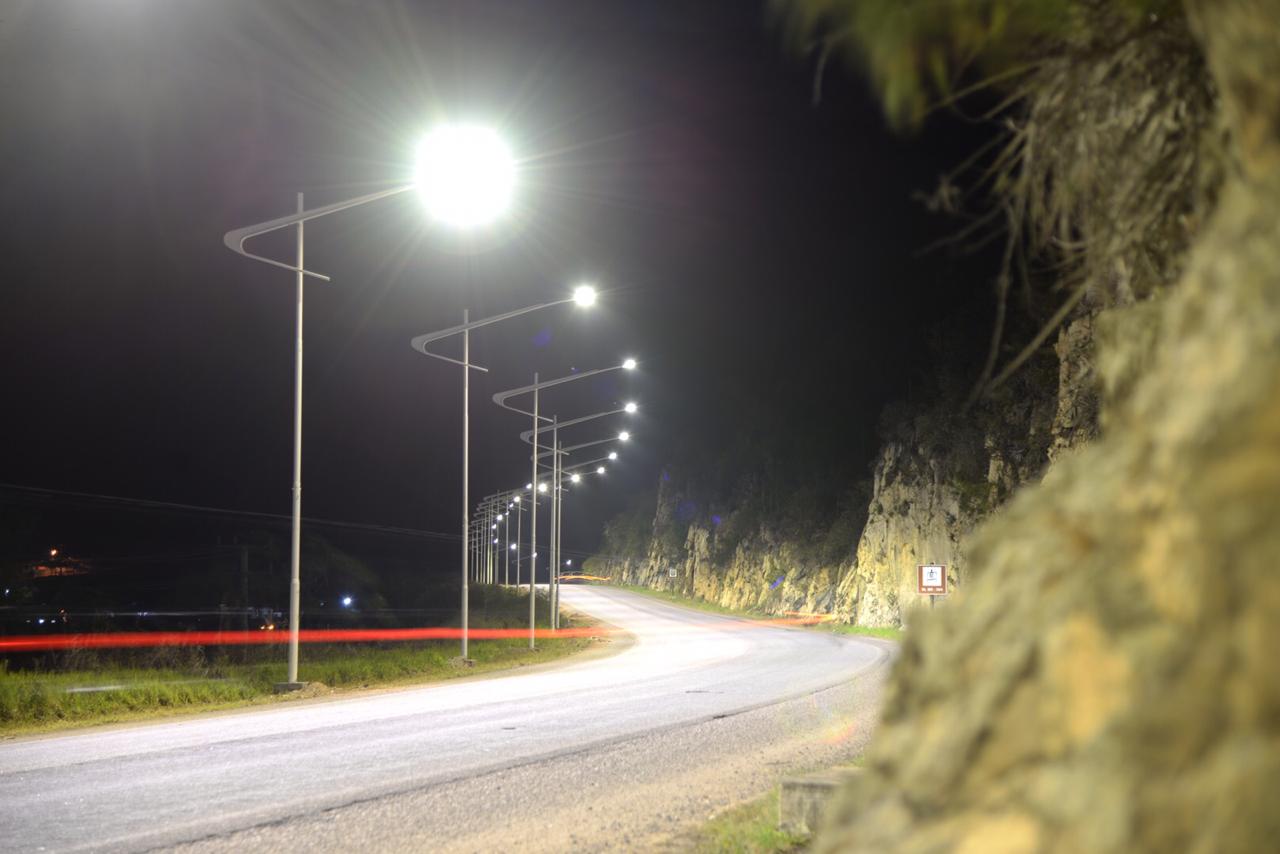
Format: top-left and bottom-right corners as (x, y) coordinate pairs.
(0, 484), (460, 543)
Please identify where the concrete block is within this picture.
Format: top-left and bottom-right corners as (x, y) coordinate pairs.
(273, 681), (307, 693)
(779, 767), (863, 836)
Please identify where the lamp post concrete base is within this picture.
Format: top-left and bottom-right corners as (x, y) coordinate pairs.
(273, 681), (308, 693)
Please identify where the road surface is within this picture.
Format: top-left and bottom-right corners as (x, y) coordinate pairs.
(0, 586), (892, 852)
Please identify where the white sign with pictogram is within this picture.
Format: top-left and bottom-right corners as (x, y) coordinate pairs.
(668, 566), (678, 578)
(918, 564), (948, 595)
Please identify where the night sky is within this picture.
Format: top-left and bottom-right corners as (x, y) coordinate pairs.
(0, 1), (995, 578)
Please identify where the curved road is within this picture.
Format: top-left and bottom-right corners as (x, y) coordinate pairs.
(0, 587), (891, 852)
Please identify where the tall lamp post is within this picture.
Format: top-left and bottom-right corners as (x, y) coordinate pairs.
(410, 286), (596, 659)
(493, 359), (637, 647)
(222, 125), (516, 689)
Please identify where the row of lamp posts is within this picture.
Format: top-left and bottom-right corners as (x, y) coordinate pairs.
(222, 124), (638, 687)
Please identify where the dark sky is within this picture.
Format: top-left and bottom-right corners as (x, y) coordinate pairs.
(0, 1), (993, 570)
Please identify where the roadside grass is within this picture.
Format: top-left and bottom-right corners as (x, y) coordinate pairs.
(0, 587), (599, 736)
(684, 787), (806, 853)
(604, 582), (903, 643)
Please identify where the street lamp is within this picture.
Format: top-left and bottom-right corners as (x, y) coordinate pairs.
(518, 402), (636, 630)
(409, 286), (596, 660)
(493, 360), (636, 647)
(223, 124), (515, 690)
(414, 125), (515, 228)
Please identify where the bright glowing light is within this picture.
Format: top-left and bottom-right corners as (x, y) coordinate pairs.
(341, 596), (353, 607)
(414, 125), (515, 228)
(624, 401), (638, 413)
(596, 466), (606, 475)
(496, 513), (503, 520)
(618, 431), (631, 441)
(538, 482), (548, 493)
(566, 559), (573, 566)
(49, 548), (58, 557)
(571, 473), (581, 483)
(514, 496), (521, 503)
(609, 451), (618, 460)
(525, 483), (532, 490)
(510, 543), (518, 551)
(491, 524), (497, 530)
(493, 538), (499, 544)
(572, 284), (597, 307)
(622, 358), (637, 370)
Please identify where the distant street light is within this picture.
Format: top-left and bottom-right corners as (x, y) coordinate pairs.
(223, 124), (515, 689)
(521, 405), (634, 630)
(409, 287), (596, 660)
(494, 360), (636, 646)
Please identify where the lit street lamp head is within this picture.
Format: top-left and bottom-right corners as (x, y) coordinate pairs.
(622, 358), (637, 370)
(624, 401), (638, 413)
(618, 431), (630, 441)
(572, 284), (597, 307)
(571, 473), (581, 483)
(608, 451), (618, 460)
(537, 482), (548, 493)
(596, 466), (606, 475)
(414, 125), (515, 228)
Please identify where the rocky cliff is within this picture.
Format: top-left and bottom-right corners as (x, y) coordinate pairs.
(591, 354), (1063, 627)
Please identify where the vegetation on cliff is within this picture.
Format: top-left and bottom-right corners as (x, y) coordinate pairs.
(772, 0), (1280, 850)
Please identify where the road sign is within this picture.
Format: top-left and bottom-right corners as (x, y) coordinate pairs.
(917, 564), (947, 595)
(668, 566), (678, 578)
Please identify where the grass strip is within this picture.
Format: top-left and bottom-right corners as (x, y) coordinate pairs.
(683, 787), (806, 853)
(0, 588), (603, 736)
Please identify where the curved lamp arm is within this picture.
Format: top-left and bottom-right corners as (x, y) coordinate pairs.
(518, 406), (627, 444)
(409, 297), (575, 371)
(492, 361), (633, 420)
(223, 184), (415, 281)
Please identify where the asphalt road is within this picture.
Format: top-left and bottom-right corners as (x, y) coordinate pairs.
(0, 586), (891, 853)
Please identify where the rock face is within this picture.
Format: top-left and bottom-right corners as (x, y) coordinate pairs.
(817, 3), (1280, 850)
(596, 381), (1057, 627)
(833, 442), (975, 627)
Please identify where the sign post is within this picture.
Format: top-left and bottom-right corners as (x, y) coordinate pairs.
(918, 564), (948, 608)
